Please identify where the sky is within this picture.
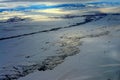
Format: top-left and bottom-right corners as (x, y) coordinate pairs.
(0, 0), (97, 2)
(0, 0), (98, 8)
(0, 0), (119, 9)
(0, 0), (119, 2)
(0, 0), (120, 21)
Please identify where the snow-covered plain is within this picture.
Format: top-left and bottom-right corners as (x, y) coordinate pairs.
(0, 7), (120, 80)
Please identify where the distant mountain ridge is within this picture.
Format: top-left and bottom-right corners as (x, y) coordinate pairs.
(0, 17), (30, 23)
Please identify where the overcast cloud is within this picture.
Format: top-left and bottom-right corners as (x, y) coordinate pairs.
(0, 0), (119, 3)
(0, 0), (98, 2)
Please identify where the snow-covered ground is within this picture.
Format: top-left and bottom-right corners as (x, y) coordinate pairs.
(0, 8), (120, 80)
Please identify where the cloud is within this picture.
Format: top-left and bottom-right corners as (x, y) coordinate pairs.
(0, 0), (98, 3)
(1, 1), (120, 12)
(98, 7), (120, 13)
